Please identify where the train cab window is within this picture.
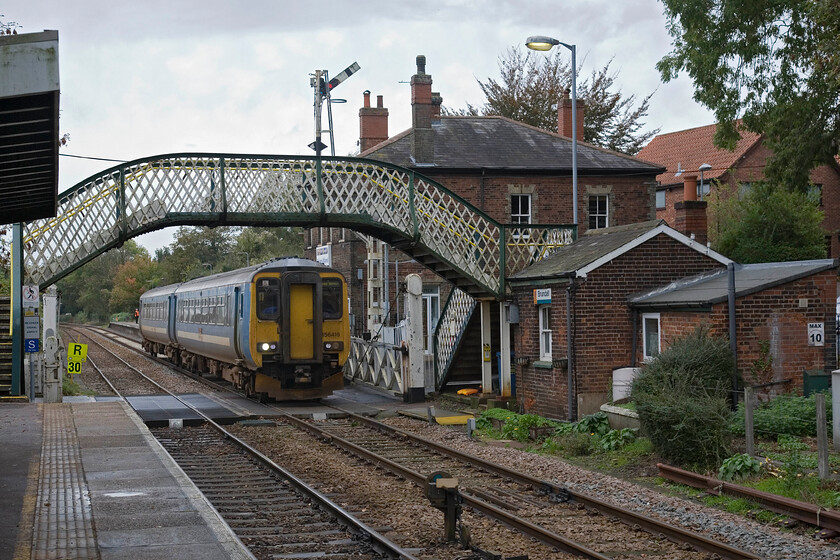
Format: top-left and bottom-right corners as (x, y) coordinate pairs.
(322, 278), (343, 320)
(256, 278), (281, 320)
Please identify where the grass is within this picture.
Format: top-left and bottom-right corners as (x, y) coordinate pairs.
(62, 375), (95, 396)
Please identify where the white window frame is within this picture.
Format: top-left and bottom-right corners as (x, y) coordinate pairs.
(511, 193), (532, 224)
(588, 194), (608, 229)
(655, 190), (666, 210)
(642, 313), (661, 362)
(539, 305), (552, 360)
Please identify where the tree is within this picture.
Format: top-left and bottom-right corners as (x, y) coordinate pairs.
(156, 226), (233, 282)
(709, 181), (826, 263)
(110, 254), (160, 313)
(443, 47), (659, 155)
(657, 0), (840, 189)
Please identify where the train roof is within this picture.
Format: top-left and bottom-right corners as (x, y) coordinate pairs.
(141, 257), (339, 299)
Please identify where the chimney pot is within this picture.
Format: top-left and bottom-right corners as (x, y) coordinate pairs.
(363, 90), (371, 108)
(416, 55), (426, 74)
(683, 175), (698, 202)
(376, 95), (383, 108)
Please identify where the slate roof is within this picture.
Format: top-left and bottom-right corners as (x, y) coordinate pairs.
(361, 116), (665, 175)
(629, 259), (839, 308)
(636, 121), (762, 187)
(509, 220), (730, 283)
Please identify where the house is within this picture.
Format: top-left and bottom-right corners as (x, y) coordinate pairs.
(305, 55), (665, 386)
(507, 220), (838, 420)
(637, 122), (840, 258)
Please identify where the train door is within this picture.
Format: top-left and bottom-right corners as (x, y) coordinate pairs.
(282, 272), (322, 363)
(233, 286), (243, 358)
(289, 284), (314, 359)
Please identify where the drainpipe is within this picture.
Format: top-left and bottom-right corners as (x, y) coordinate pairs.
(631, 309), (638, 368)
(566, 280), (576, 421)
(728, 262), (738, 407)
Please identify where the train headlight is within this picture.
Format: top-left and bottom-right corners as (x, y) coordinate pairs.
(259, 342), (278, 353)
(323, 341), (344, 351)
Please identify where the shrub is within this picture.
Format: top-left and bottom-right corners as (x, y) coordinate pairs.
(719, 453), (761, 481)
(573, 412), (611, 436)
(556, 431), (594, 456)
(599, 428), (637, 451)
(731, 393), (831, 438)
(631, 326), (736, 470)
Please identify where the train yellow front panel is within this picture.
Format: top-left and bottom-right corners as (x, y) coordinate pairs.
(289, 284), (314, 359)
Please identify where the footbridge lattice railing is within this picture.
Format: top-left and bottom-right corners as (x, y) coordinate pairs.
(20, 153), (575, 297)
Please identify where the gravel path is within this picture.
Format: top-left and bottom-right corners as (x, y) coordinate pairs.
(382, 416), (840, 560)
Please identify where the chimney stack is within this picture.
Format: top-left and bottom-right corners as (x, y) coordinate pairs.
(359, 90), (389, 153)
(411, 55), (434, 164)
(674, 175), (707, 244)
(558, 89), (585, 141)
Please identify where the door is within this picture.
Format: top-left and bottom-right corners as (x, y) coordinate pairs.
(289, 284), (315, 359)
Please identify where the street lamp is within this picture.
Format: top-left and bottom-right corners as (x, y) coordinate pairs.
(526, 35), (578, 225)
(239, 251), (250, 267)
(202, 263), (213, 274)
(698, 163), (712, 201)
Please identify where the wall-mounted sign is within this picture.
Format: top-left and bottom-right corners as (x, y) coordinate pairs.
(808, 322), (824, 346)
(316, 244), (332, 266)
(533, 288), (551, 305)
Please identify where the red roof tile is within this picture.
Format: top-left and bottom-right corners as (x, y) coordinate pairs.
(637, 121), (762, 186)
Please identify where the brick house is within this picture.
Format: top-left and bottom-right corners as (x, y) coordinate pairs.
(305, 55), (664, 374)
(637, 122), (840, 258)
(507, 219), (838, 420)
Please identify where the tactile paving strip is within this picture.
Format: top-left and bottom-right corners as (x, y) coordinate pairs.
(31, 404), (97, 559)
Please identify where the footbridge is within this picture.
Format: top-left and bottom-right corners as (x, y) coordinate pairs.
(20, 153), (574, 293)
(13, 153), (576, 397)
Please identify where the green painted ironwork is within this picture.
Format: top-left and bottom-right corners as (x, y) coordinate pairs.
(22, 153), (576, 298)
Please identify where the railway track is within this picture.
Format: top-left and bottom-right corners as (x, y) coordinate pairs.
(266, 413), (761, 560)
(67, 325), (421, 560)
(68, 325), (831, 558)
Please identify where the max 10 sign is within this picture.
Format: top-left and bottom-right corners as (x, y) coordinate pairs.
(808, 323), (824, 347)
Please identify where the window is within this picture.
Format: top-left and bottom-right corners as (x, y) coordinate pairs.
(655, 190), (666, 210)
(808, 183), (823, 207)
(738, 182), (752, 198)
(588, 195), (608, 229)
(322, 278), (343, 319)
(256, 277), (281, 320)
(511, 194), (531, 224)
(642, 313), (660, 361)
(539, 305), (552, 360)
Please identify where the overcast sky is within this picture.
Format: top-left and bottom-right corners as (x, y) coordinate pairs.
(5, 0), (713, 252)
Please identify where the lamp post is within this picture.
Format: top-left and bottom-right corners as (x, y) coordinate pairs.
(526, 35), (577, 226)
(239, 251), (250, 267)
(698, 163), (712, 201)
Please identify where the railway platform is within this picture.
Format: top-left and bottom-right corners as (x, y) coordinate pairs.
(0, 400), (254, 560)
(0, 384), (465, 560)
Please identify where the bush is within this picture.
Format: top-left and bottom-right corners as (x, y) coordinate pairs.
(719, 453), (761, 481)
(731, 393), (831, 438)
(573, 412), (610, 436)
(599, 428), (637, 451)
(631, 326), (736, 470)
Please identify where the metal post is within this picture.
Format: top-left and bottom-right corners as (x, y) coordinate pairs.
(480, 301), (492, 394)
(744, 386), (754, 456)
(727, 262), (738, 407)
(11, 223), (23, 396)
(499, 303), (511, 398)
(833, 370), (840, 449)
(817, 393), (829, 479)
(566, 42), (578, 226)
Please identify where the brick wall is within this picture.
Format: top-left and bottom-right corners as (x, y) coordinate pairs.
(512, 232), (726, 419)
(657, 268), (838, 392)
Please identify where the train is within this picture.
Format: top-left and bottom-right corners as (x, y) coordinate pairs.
(139, 257), (350, 400)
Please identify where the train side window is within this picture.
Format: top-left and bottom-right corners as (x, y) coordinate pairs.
(256, 278), (281, 320)
(322, 278), (343, 320)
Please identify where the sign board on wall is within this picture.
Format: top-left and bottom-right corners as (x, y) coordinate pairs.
(316, 244), (332, 266)
(533, 288), (551, 305)
(808, 322), (824, 346)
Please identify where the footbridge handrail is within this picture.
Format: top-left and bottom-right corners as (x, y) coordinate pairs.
(22, 153), (575, 297)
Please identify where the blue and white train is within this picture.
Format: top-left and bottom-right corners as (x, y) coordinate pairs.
(139, 257), (350, 400)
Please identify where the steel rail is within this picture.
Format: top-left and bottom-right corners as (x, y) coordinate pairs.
(328, 410), (761, 560)
(72, 326), (421, 560)
(659, 462), (840, 533)
(282, 413), (613, 559)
